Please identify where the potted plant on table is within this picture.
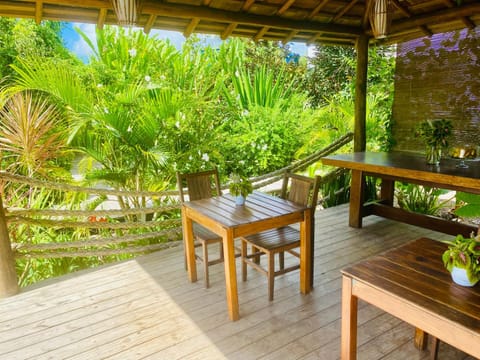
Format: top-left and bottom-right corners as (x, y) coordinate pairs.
(416, 119), (453, 165)
(229, 174), (253, 206)
(442, 192), (480, 286)
(442, 233), (480, 286)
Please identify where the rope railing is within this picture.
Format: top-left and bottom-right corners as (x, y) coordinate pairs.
(1, 132), (353, 261)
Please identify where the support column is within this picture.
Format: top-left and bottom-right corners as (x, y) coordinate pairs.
(354, 34), (369, 152)
(0, 195), (18, 297)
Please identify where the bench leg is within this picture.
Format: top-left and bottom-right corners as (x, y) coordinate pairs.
(414, 328), (428, 350)
(430, 336), (439, 360)
(341, 275), (358, 360)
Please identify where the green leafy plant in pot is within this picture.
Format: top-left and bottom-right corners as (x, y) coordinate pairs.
(415, 119), (453, 165)
(229, 174), (253, 206)
(442, 192), (480, 286)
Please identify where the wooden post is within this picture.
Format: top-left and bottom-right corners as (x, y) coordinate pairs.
(0, 195), (18, 298)
(354, 34), (369, 152)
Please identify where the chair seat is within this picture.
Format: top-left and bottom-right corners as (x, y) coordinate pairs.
(193, 223), (222, 244)
(243, 226), (299, 252)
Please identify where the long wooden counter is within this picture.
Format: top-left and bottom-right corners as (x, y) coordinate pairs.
(322, 152), (480, 237)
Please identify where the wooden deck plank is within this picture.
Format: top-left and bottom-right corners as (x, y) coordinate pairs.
(0, 204), (472, 360)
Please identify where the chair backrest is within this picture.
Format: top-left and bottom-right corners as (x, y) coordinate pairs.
(280, 172), (321, 213)
(176, 168), (222, 202)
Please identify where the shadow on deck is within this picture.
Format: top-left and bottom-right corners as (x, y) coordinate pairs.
(0, 205), (474, 359)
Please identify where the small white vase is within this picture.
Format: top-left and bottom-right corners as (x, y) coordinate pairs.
(451, 266), (478, 287)
(235, 195), (245, 206)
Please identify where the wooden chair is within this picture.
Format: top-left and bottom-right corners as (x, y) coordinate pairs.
(240, 172), (321, 301)
(176, 168), (224, 288)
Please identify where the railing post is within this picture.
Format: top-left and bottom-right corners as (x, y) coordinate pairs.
(0, 195), (19, 297)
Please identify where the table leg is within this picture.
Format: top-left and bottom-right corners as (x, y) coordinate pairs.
(223, 228), (239, 321)
(349, 170), (364, 228)
(181, 206), (197, 282)
(341, 275), (358, 360)
(300, 208), (312, 294)
(310, 210), (315, 288)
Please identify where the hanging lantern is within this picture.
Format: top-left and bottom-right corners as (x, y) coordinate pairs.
(111, 0), (143, 27)
(369, 0), (391, 39)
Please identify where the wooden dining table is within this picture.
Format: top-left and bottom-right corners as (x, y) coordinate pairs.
(181, 191), (313, 321)
(322, 151), (480, 237)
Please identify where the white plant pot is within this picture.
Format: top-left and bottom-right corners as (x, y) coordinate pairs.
(235, 195), (245, 206)
(451, 266), (478, 287)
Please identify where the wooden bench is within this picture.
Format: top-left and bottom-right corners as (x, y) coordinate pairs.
(341, 237), (480, 359)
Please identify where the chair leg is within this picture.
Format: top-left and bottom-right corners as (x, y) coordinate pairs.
(184, 249), (187, 270)
(241, 240), (247, 281)
(268, 252), (274, 301)
(253, 245), (260, 264)
(279, 252), (284, 270)
(202, 242), (210, 288)
(219, 241), (224, 261)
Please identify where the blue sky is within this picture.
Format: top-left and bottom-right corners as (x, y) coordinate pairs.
(62, 23), (312, 62)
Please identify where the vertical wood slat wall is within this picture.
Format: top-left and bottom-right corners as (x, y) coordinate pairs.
(391, 27), (480, 153)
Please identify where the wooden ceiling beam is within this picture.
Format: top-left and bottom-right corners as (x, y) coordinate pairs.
(461, 17), (476, 29)
(254, 26), (269, 41)
(307, 0), (329, 20)
(242, 0), (256, 12)
(390, 0), (434, 39)
(390, 3), (480, 34)
(97, 7), (107, 29)
(282, 30), (298, 44)
(184, 18), (200, 37)
(420, 25), (432, 36)
(38, 0), (110, 8)
(35, 0), (43, 24)
(143, 14), (156, 34)
(391, 0), (411, 18)
(221, 22), (237, 39)
(254, 0), (296, 42)
(278, 0), (296, 15)
(441, 0), (476, 29)
(333, 0), (359, 23)
(142, 2), (361, 35)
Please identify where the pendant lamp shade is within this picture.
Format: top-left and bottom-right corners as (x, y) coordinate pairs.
(111, 0), (142, 27)
(370, 0), (391, 39)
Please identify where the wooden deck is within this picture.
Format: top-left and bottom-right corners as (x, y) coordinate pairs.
(0, 204), (475, 359)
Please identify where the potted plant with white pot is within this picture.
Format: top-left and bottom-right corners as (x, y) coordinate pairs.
(229, 174), (253, 206)
(442, 192), (480, 286)
(442, 233), (480, 286)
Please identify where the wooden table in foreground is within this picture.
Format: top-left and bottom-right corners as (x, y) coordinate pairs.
(341, 237), (480, 360)
(322, 151), (480, 237)
(181, 191), (313, 321)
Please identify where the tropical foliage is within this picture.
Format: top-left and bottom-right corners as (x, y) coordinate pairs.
(0, 20), (396, 285)
(0, 91), (68, 177)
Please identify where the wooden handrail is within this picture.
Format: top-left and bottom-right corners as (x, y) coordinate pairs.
(0, 133), (353, 296)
